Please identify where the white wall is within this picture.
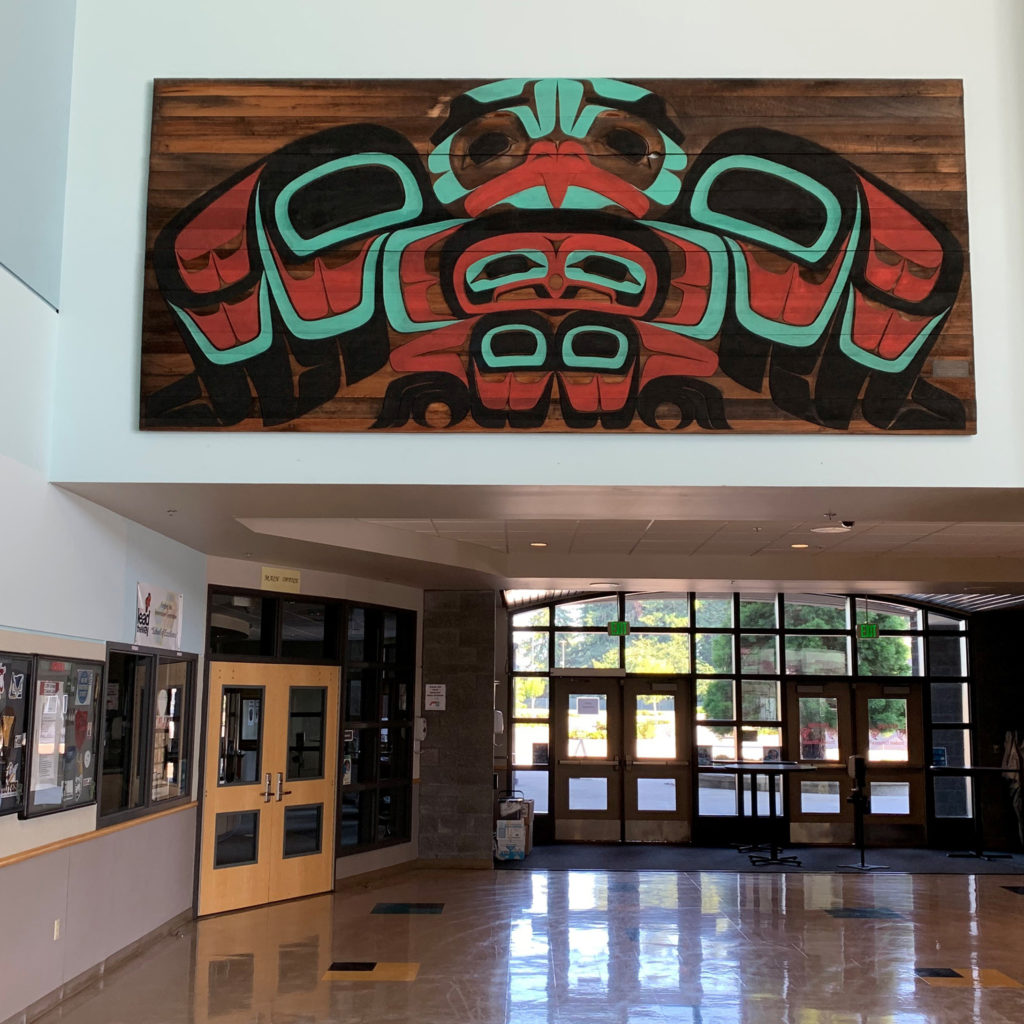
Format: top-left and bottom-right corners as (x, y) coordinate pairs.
(0, 0), (75, 308)
(50, 0), (1024, 490)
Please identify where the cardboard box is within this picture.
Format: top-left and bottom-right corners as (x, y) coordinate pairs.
(495, 819), (527, 860)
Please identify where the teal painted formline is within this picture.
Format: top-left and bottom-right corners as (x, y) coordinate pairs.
(643, 222), (729, 341)
(273, 154), (422, 256)
(382, 220), (468, 334)
(590, 78), (650, 102)
(562, 325), (628, 369)
(564, 250), (646, 294)
(690, 155), (843, 258)
(465, 79), (530, 103)
(727, 199), (861, 348)
(838, 288), (948, 373)
(428, 133), (469, 204)
(466, 249), (548, 292)
(480, 324), (547, 368)
(255, 205), (384, 340)
(170, 278), (273, 365)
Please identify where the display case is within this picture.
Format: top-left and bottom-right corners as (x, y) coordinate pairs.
(0, 653), (32, 815)
(24, 658), (103, 817)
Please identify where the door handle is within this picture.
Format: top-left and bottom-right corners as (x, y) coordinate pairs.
(263, 772), (272, 803)
(276, 772), (293, 801)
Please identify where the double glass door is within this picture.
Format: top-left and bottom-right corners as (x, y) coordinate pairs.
(199, 663), (339, 917)
(551, 676), (691, 842)
(786, 681), (925, 844)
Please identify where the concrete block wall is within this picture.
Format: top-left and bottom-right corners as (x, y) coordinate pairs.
(418, 590), (496, 862)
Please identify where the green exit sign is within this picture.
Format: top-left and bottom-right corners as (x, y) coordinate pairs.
(858, 623), (879, 639)
(607, 621), (631, 636)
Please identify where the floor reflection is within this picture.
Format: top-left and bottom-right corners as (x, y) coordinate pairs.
(28, 869), (1024, 1024)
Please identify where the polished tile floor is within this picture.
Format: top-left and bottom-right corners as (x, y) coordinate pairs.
(42, 868), (1024, 1023)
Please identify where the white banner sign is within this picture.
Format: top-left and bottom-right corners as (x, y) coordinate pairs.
(135, 583), (184, 650)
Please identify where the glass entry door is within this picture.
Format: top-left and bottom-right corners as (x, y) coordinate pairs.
(551, 676), (691, 842)
(786, 681), (925, 844)
(199, 663), (339, 917)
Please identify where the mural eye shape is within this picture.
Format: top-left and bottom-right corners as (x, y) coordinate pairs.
(567, 331), (622, 360)
(576, 255), (633, 284)
(479, 254), (542, 280)
(603, 127), (650, 164)
(467, 131), (514, 166)
(489, 330), (543, 358)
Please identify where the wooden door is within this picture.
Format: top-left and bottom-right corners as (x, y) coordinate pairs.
(199, 663), (339, 917)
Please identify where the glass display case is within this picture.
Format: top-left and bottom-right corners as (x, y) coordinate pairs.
(25, 658), (103, 817)
(0, 653), (32, 815)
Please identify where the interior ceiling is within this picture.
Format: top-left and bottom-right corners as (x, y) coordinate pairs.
(57, 482), (1024, 607)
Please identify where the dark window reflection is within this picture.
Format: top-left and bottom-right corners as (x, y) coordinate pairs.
(214, 811), (259, 867)
(219, 688), (262, 785)
(283, 803), (323, 858)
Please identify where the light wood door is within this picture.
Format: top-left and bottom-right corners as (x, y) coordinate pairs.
(199, 663), (339, 917)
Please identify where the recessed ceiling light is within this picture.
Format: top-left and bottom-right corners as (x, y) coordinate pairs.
(812, 525), (851, 534)
(791, 543), (810, 549)
(529, 541), (548, 548)
(589, 581), (620, 588)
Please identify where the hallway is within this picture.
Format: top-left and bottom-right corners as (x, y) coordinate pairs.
(35, 867), (1024, 1024)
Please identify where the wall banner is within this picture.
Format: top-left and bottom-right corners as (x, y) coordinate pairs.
(135, 583), (184, 650)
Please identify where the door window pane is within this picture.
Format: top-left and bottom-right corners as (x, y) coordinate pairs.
(345, 669), (378, 721)
(513, 677), (550, 719)
(513, 633), (549, 673)
(555, 597), (618, 627)
(933, 775), (973, 818)
(214, 811), (259, 867)
(866, 698), (908, 762)
(378, 726), (411, 780)
(635, 695), (675, 759)
(740, 594), (777, 628)
(784, 594), (848, 629)
(741, 680), (780, 722)
(512, 769), (549, 814)
(152, 660), (188, 802)
(931, 682), (969, 723)
(740, 635), (777, 674)
(377, 787), (409, 842)
(698, 773), (736, 815)
(695, 634), (733, 673)
(801, 781), (842, 814)
(869, 782), (910, 815)
(569, 776), (607, 811)
(287, 688), (325, 780)
(209, 593), (266, 656)
(554, 633), (618, 669)
(696, 679), (734, 721)
(625, 634), (689, 673)
(339, 790), (375, 847)
(219, 688), (262, 785)
(929, 635), (967, 676)
(280, 601), (328, 660)
(857, 634), (922, 677)
(695, 595), (733, 628)
(625, 593), (689, 627)
(798, 697), (839, 761)
(567, 694), (607, 758)
(786, 636), (849, 675)
(342, 728), (375, 785)
(513, 721), (549, 765)
(931, 728), (971, 767)
(282, 804), (322, 858)
(103, 652), (150, 811)
(637, 778), (676, 812)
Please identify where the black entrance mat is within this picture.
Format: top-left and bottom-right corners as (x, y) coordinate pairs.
(495, 844), (1024, 873)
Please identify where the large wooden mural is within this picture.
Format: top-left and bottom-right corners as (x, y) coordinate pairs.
(141, 78), (974, 433)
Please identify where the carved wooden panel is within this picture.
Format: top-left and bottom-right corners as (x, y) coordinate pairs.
(141, 78), (973, 433)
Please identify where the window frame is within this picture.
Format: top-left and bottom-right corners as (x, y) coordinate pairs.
(97, 642), (197, 827)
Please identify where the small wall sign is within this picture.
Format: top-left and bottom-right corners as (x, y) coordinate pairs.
(260, 566), (302, 593)
(425, 684), (446, 711)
